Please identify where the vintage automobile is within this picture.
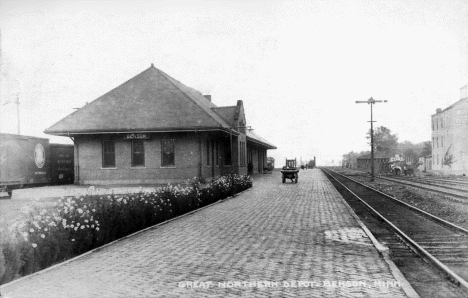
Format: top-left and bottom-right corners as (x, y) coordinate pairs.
(281, 158), (299, 183)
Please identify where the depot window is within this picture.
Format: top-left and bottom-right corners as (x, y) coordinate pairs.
(215, 141), (219, 166)
(206, 140), (210, 166)
(162, 139), (175, 167)
(224, 139), (231, 166)
(131, 140), (145, 167)
(102, 140), (116, 168)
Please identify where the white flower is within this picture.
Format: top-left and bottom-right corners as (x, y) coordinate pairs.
(96, 227), (100, 231)
(74, 227), (78, 231)
(22, 232), (28, 237)
(84, 219), (89, 223)
(71, 239), (75, 242)
(80, 225), (85, 230)
(29, 228), (34, 233)
(41, 234), (45, 238)
(77, 208), (83, 214)
(92, 209), (96, 212)
(32, 243), (37, 248)
(91, 224), (95, 228)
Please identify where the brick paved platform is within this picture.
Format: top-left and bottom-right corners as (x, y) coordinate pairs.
(1, 169), (415, 297)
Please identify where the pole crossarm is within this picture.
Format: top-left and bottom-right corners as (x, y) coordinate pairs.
(356, 97), (388, 104)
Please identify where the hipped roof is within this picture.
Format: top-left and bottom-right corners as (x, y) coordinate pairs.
(45, 65), (232, 135)
(45, 64), (276, 150)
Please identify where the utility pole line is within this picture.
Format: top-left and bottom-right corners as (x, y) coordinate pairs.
(356, 97), (388, 182)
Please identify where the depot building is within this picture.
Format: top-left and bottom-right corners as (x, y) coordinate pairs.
(45, 64), (276, 185)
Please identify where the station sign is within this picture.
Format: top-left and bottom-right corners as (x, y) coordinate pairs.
(124, 133), (150, 140)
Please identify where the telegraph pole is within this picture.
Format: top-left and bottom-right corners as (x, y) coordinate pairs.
(356, 97), (387, 182)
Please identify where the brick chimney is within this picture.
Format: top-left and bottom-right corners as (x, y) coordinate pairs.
(203, 95), (211, 102)
(461, 83), (468, 99)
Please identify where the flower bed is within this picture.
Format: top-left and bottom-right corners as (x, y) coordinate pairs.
(0, 174), (252, 285)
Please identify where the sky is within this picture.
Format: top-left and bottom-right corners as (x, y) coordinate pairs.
(0, 0), (467, 166)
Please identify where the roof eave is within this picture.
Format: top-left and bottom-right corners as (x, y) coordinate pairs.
(45, 127), (240, 136)
(246, 136), (277, 149)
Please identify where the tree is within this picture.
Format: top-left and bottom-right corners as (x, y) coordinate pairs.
(442, 144), (456, 168)
(342, 150), (369, 168)
(366, 126), (398, 154)
(421, 141), (432, 157)
(266, 157), (275, 170)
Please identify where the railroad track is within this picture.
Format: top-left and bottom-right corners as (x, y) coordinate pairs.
(338, 168), (468, 203)
(377, 176), (468, 203)
(410, 177), (468, 187)
(383, 175), (468, 193)
(322, 168), (468, 296)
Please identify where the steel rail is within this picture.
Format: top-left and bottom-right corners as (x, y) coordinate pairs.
(322, 168), (468, 290)
(343, 168), (468, 193)
(414, 177), (468, 186)
(379, 176), (468, 197)
(328, 169), (468, 235)
(341, 168), (468, 203)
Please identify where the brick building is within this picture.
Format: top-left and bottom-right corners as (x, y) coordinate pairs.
(45, 65), (276, 185)
(431, 83), (468, 175)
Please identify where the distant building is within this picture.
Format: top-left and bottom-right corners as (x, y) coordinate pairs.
(357, 153), (414, 174)
(431, 83), (468, 175)
(356, 153), (392, 174)
(45, 65), (276, 185)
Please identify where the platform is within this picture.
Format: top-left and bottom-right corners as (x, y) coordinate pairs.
(0, 169), (417, 297)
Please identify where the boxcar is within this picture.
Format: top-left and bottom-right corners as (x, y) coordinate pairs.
(0, 133), (51, 192)
(0, 133), (75, 194)
(49, 144), (74, 185)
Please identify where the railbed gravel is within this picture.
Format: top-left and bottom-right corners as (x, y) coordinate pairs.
(348, 174), (468, 230)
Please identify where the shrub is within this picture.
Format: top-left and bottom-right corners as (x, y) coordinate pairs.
(0, 174), (252, 285)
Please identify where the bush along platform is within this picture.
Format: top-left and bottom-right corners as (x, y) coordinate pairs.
(0, 174), (252, 285)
